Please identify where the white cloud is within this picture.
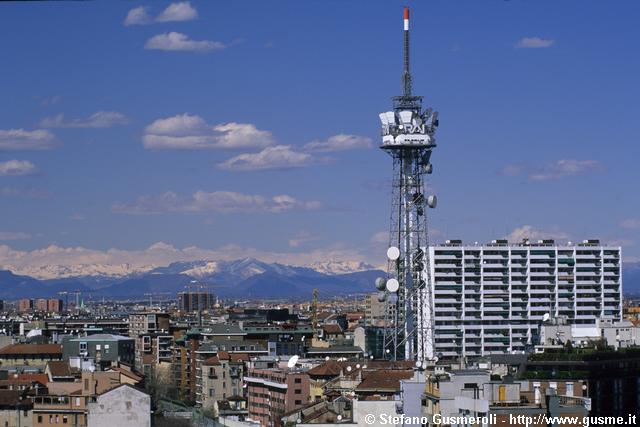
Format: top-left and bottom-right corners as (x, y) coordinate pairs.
(620, 219), (640, 230)
(143, 114), (274, 149)
(123, 6), (152, 26)
(506, 225), (570, 243)
(516, 37), (555, 49)
(145, 32), (224, 52)
(369, 231), (388, 245)
(124, 2), (197, 26)
(304, 134), (372, 152)
(157, 1), (198, 22)
(289, 231), (319, 248)
(0, 129), (56, 151)
(500, 159), (602, 181)
(0, 186), (50, 199)
(529, 159), (601, 181)
(498, 164), (526, 177)
(40, 111), (129, 128)
(218, 145), (315, 171)
(0, 232), (31, 241)
(112, 190), (322, 215)
(0, 160), (37, 176)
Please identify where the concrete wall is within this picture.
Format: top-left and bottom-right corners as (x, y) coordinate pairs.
(87, 385), (150, 427)
(0, 409), (33, 427)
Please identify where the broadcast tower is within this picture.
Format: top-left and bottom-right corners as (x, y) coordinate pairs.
(375, 7), (439, 363)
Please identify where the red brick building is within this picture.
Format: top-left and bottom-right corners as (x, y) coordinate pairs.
(47, 299), (64, 313)
(17, 299), (33, 313)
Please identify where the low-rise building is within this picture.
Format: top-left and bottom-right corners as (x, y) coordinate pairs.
(87, 384), (150, 427)
(0, 344), (63, 368)
(62, 334), (135, 368)
(0, 390), (33, 427)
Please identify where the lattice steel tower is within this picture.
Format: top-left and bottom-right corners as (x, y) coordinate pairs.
(375, 7), (439, 363)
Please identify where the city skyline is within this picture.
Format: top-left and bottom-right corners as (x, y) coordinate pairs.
(1, 0), (639, 274)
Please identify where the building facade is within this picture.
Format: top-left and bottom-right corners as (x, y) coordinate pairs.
(428, 239), (622, 358)
(245, 368), (310, 427)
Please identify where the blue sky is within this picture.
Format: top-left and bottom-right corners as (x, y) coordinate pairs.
(0, 0), (639, 272)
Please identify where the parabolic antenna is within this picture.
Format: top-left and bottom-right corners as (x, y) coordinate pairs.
(387, 246), (400, 260)
(287, 355), (299, 369)
(375, 277), (387, 290)
(542, 313), (550, 322)
(386, 278), (400, 293)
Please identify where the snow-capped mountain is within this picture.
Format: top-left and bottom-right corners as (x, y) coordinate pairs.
(3, 263), (155, 280)
(308, 261), (377, 275)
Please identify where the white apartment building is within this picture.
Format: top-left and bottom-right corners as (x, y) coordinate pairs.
(428, 239), (622, 359)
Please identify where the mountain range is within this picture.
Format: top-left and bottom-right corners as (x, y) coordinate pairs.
(0, 258), (384, 300)
(0, 259), (638, 300)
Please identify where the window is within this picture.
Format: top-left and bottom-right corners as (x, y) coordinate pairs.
(295, 400), (302, 405)
(126, 401), (132, 410)
(566, 382), (574, 397)
(63, 416), (68, 424)
(294, 378), (302, 384)
(37, 416), (43, 423)
(294, 389), (301, 394)
(96, 344), (101, 350)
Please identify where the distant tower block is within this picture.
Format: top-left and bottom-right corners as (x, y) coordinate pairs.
(377, 7), (439, 362)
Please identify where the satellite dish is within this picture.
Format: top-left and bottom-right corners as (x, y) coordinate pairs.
(375, 277), (387, 291)
(301, 336), (306, 342)
(356, 364), (361, 369)
(287, 355), (299, 369)
(542, 313), (550, 322)
(387, 246), (400, 261)
(325, 356), (330, 361)
(377, 291), (387, 303)
(386, 279), (400, 293)
(424, 163), (433, 174)
(427, 195), (437, 208)
(346, 366), (352, 372)
(337, 415), (343, 421)
(362, 365), (367, 369)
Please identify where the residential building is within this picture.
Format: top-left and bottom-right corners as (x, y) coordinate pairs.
(18, 299), (33, 313)
(62, 334), (135, 368)
(0, 390), (33, 427)
(87, 385), (151, 427)
(199, 350), (245, 409)
(245, 368), (310, 427)
(47, 299), (63, 313)
(35, 299), (48, 312)
(128, 312), (170, 338)
(428, 239), (622, 358)
(178, 291), (215, 313)
(0, 344), (63, 368)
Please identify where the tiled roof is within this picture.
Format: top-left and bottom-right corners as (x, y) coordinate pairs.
(356, 370), (414, 393)
(0, 344), (62, 356)
(0, 390), (33, 408)
(47, 361), (72, 377)
(203, 356), (221, 366)
(322, 324), (343, 335)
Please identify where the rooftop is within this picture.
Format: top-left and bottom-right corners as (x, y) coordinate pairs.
(0, 343), (62, 356)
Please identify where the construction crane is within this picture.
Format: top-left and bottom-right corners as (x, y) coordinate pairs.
(312, 288), (318, 340)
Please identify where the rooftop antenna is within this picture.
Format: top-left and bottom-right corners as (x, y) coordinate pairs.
(402, 7), (412, 97)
